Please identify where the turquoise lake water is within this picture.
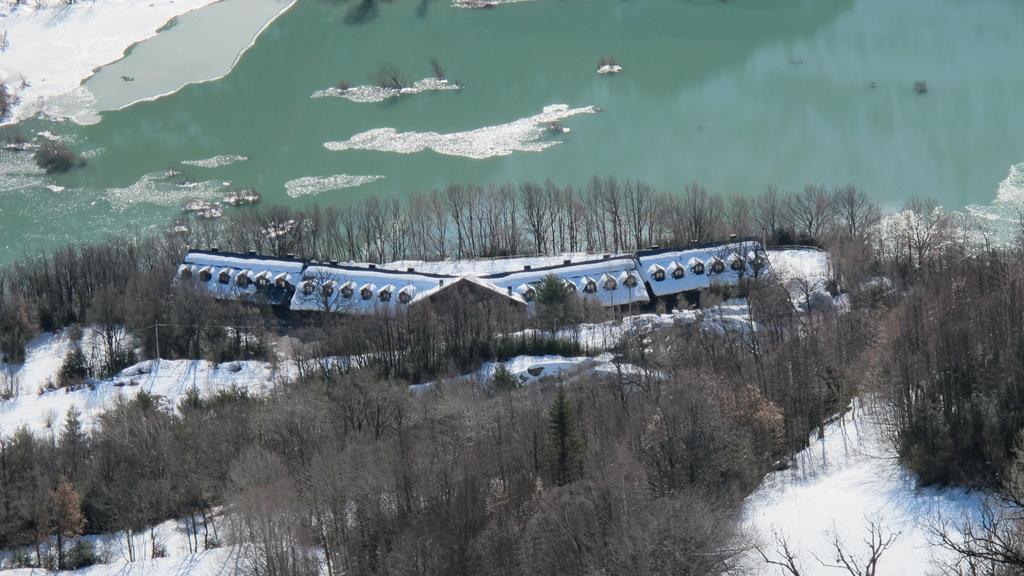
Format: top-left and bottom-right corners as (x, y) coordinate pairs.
(2, 0), (1023, 262)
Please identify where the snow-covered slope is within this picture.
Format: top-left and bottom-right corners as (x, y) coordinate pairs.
(0, 330), (287, 435)
(741, 401), (986, 575)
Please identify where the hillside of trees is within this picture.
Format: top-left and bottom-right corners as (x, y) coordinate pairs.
(6, 177), (1024, 573)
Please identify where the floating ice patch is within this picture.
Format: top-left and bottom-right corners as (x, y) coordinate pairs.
(325, 104), (597, 160)
(311, 77), (460, 103)
(284, 174), (385, 198)
(181, 154), (249, 168)
(452, 0), (536, 8)
(104, 171), (229, 210)
(0, 149), (47, 193)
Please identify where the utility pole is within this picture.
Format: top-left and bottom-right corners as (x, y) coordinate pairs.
(153, 323), (161, 368)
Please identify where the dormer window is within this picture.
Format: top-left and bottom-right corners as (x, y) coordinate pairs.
(322, 281), (336, 298)
(398, 285), (416, 304)
(709, 258), (726, 274)
(341, 282), (355, 299)
(623, 273), (639, 288)
(218, 269), (231, 284)
(198, 267), (213, 282)
(582, 277), (598, 294)
(302, 281), (316, 296)
(236, 272), (251, 288)
(519, 284), (536, 302)
(648, 264), (666, 282)
(602, 275), (618, 291)
(729, 254), (745, 272)
(179, 266), (194, 281)
(379, 286), (393, 303)
(690, 260), (705, 275)
(360, 284), (375, 300)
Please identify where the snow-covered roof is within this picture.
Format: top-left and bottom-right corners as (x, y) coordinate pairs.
(637, 241), (764, 297)
(481, 256), (649, 307)
(177, 250), (303, 305)
(290, 264), (449, 313)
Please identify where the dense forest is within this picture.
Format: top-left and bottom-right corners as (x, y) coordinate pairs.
(3, 178), (1024, 574)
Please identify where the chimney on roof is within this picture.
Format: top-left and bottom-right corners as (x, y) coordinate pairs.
(368, 263), (377, 270)
(210, 247), (219, 252)
(507, 286), (513, 295)
(563, 259), (571, 265)
(286, 253), (295, 259)
(650, 244), (660, 250)
(407, 267), (415, 273)
(310, 259), (319, 265)
(729, 233), (737, 241)
(603, 253), (611, 259)
(439, 279), (445, 287)
(524, 265), (532, 271)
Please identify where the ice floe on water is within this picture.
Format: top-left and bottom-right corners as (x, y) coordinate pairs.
(325, 104), (597, 160)
(284, 174), (385, 198)
(181, 154), (249, 168)
(452, 0), (536, 8)
(311, 77), (460, 103)
(104, 170), (230, 210)
(0, 149), (46, 193)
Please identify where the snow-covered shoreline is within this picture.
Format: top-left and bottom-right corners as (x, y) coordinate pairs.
(0, 0), (295, 125)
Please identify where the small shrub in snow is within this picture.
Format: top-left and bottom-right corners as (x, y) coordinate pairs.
(490, 363), (518, 392)
(58, 346), (89, 388)
(65, 540), (99, 570)
(0, 81), (11, 121)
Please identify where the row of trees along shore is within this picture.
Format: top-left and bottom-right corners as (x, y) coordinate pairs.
(4, 175), (1022, 574)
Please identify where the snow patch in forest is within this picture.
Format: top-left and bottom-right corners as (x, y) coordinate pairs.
(180, 154), (248, 169)
(284, 174), (385, 198)
(311, 77), (460, 103)
(740, 400), (988, 575)
(0, 338), (289, 435)
(324, 104), (597, 160)
(410, 352), (647, 392)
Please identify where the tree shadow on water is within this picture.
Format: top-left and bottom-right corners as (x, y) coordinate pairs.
(344, 0), (381, 25)
(416, 0), (432, 19)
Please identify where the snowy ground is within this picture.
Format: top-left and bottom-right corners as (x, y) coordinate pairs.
(0, 329), (288, 436)
(1, 514), (240, 574)
(766, 247), (839, 312)
(741, 400), (986, 576)
(410, 351), (651, 392)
